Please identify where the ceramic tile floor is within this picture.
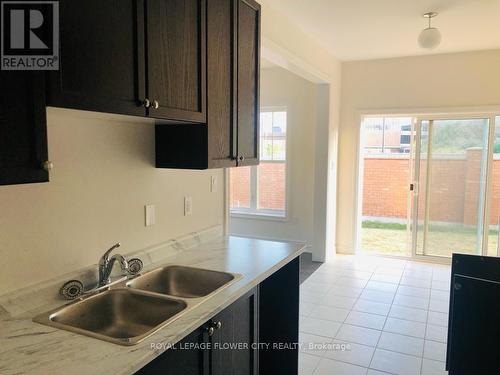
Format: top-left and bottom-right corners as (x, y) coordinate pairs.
(299, 255), (450, 375)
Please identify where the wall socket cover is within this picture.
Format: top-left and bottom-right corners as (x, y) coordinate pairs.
(184, 197), (192, 216)
(210, 175), (217, 193)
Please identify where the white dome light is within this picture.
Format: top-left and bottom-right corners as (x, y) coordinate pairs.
(418, 12), (441, 50)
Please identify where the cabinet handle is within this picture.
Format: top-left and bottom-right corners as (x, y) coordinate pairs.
(238, 156), (245, 162)
(152, 100), (160, 109)
(42, 161), (53, 171)
(214, 321), (222, 330)
(207, 326), (215, 336)
(143, 98), (151, 108)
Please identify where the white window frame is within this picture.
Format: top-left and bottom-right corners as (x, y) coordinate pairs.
(230, 107), (290, 221)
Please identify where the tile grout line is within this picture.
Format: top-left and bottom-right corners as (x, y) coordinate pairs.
(367, 259), (406, 372)
(312, 264), (377, 374)
(419, 267), (433, 375)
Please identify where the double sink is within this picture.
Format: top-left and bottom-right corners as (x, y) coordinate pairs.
(34, 265), (240, 345)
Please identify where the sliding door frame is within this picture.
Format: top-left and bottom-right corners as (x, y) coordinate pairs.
(411, 114), (497, 260)
(355, 107), (500, 263)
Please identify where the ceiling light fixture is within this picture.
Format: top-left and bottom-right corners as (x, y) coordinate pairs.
(418, 12), (441, 50)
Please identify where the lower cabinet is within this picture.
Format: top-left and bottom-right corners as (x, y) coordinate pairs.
(211, 288), (259, 375)
(136, 287), (258, 375)
(136, 325), (210, 375)
(447, 254), (500, 374)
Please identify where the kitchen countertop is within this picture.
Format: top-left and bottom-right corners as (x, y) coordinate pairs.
(0, 232), (305, 375)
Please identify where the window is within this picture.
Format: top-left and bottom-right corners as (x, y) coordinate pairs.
(230, 110), (287, 218)
(362, 117), (413, 154)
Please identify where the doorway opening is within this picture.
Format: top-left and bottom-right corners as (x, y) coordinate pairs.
(357, 114), (500, 260)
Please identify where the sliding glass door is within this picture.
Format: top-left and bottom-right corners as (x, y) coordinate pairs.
(412, 117), (491, 258)
(358, 114), (500, 259)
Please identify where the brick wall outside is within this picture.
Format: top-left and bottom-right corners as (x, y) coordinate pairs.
(258, 163), (286, 210)
(230, 163), (286, 211)
(230, 166), (251, 208)
(363, 150), (500, 225)
(363, 158), (411, 218)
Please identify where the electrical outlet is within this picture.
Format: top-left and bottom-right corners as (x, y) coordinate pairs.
(184, 196), (192, 216)
(210, 175), (217, 193)
(145, 204), (155, 226)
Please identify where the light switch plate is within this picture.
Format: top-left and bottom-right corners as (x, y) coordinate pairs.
(184, 196), (192, 216)
(210, 175), (217, 193)
(145, 204), (155, 226)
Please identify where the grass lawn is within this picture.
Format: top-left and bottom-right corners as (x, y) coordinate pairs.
(361, 221), (498, 257)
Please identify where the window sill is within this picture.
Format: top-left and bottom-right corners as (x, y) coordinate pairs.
(230, 211), (288, 222)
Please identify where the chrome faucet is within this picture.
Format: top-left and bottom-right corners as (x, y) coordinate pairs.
(59, 243), (144, 299)
(98, 243), (129, 287)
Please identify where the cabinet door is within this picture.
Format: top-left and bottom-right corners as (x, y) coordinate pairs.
(211, 287), (259, 375)
(236, 0), (260, 166)
(0, 72), (48, 185)
(47, 0), (145, 117)
(448, 274), (500, 374)
(259, 257), (300, 375)
(207, 0), (237, 168)
(135, 325), (209, 375)
(146, 0), (206, 123)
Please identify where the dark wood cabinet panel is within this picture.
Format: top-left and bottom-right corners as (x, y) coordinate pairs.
(259, 257), (300, 375)
(446, 254), (500, 374)
(146, 0), (206, 122)
(211, 287), (259, 375)
(448, 274), (500, 374)
(206, 0), (237, 168)
(236, 0), (260, 166)
(0, 72), (48, 185)
(47, 0), (145, 117)
(136, 325), (209, 375)
(155, 123), (208, 169)
(155, 0), (260, 170)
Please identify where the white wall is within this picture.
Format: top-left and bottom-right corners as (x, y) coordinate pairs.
(0, 108), (224, 295)
(337, 49), (500, 254)
(230, 67), (317, 249)
(258, 0), (342, 261)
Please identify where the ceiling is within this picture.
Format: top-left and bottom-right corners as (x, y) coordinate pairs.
(268, 0), (500, 61)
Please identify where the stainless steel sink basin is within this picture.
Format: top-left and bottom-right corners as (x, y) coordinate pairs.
(34, 289), (186, 345)
(34, 265), (240, 345)
(127, 265), (236, 298)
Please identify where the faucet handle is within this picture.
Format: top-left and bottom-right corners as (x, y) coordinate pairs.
(60, 280), (84, 300)
(100, 242), (121, 264)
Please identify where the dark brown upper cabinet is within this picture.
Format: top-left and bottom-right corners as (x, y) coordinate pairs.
(155, 0), (260, 169)
(235, 0), (260, 167)
(0, 72), (49, 186)
(146, 0), (206, 122)
(47, 0), (206, 123)
(47, 0), (146, 117)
